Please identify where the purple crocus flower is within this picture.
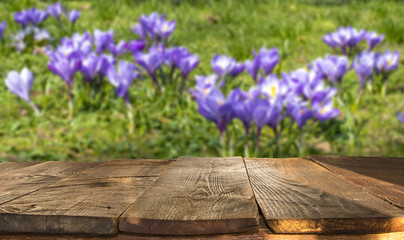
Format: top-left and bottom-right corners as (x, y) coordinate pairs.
(67, 10), (81, 24)
(48, 51), (81, 88)
(178, 54), (199, 79)
(155, 19), (176, 41)
(108, 40), (127, 56)
(70, 32), (92, 56)
(190, 74), (218, 100)
(133, 45), (165, 90)
(126, 39), (145, 53)
(165, 47), (187, 67)
(5, 68), (39, 114)
(55, 39), (79, 58)
(258, 74), (289, 103)
(96, 54), (115, 80)
(244, 53), (260, 82)
(14, 11), (29, 27)
(27, 8), (49, 26)
(132, 12), (160, 40)
(229, 62), (245, 77)
(312, 100), (340, 121)
(196, 88), (236, 137)
(365, 31), (384, 51)
(94, 29), (114, 53)
(284, 68), (336, 103)
(353, 51), (375, 90)
(397, 112), (404, 124)
(80, 53), (99, 82)
(314, 55), (348, 84)
(232, 88), (256, 135)
(0, 21), (5, 39)
(33, 27), (51, 42)
(323, 26), (365, 55)
(47, 2), (63, 20)
(258, 47), (279, 75)
(107, 60), (140, 102)
(211, 54), (236, 78)
(253, 96), (283, 139)
(11, 30), (26, 51)
(375, 51), (400, 73)
(287, 98), (313, 129)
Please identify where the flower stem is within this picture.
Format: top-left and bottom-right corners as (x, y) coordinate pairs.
(273, 127), (280, 157)
(67, 85), (73, 119)
(28, 101), (40, 116)
(226, 128), (233, 157)
(298, 131), (303, 157)
(381, 73), (389, 97)
(151, 72), (162, 93)
(219, 131), (226, 157)
(244, 130), (250, 158)
(355, 88), (362, 106)
(254, 128), (261, 157)
(126, 101), (134, 134)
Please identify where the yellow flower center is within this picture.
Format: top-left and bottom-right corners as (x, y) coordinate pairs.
(320, 107), (326, 115)
(162, 25), (168, 32)
(387, 59), (393, 67)
(300, 109), (305, 114)
(270, 86), (277, 98)
(203, 88), (208, 95)
(218, 100), (223, 106)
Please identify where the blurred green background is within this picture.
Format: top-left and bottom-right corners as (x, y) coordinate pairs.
(0, 0), (403, 162)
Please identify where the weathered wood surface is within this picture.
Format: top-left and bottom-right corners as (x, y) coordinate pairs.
(244, 158), (404, 234)
(0, 162), (41, 175)
(119, 157), (259, 235)
(0, 159), (174, 235)
(0, 161), (99, 205)
(1, 219), (404, 240)
(308, 155), (404, 210)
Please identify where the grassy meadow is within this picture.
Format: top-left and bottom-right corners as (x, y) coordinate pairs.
(0, 0), (403, 162)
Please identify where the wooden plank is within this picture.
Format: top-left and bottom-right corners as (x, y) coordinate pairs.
(0, 161), (99, 205)
(308, 155), (404, 210)
(119, 157), (259, 235)
(1, 221), (404, 240)
(244, 158), (404, 234)
(0, 162), (42, 175)
(0, 159), (173, 235)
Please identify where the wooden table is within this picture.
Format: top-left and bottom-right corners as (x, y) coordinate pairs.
(0, 156), (403, 239)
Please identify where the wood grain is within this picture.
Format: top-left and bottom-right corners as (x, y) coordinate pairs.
(0, 159), (173, 235)
(245, 158), (404, 234)
(119, 157), (259, 235)
(0, 161), (99, 205)
(308, 155), (404, 210)
(0, 162), (42, 175)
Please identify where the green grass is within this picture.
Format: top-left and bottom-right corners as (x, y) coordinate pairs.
(0, 0), (403, 162)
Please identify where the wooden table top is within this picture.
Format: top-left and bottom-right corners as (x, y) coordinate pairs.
(0, 156), (403, 239)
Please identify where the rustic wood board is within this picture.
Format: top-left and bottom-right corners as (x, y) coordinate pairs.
(0, 162), (42, 175)
(308, 155), (404, 210)
(0, 161), (99, 205)
(119, 157), (259, 235)
(244, 158), (404, 234)
(0, 159), (174, 235)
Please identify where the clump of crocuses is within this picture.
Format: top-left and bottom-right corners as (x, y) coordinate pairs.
(9, 2), (81, 52)
(322, 27), (400, 101)
(132, 12), (199, 93)
(191, 48), (339, 157)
